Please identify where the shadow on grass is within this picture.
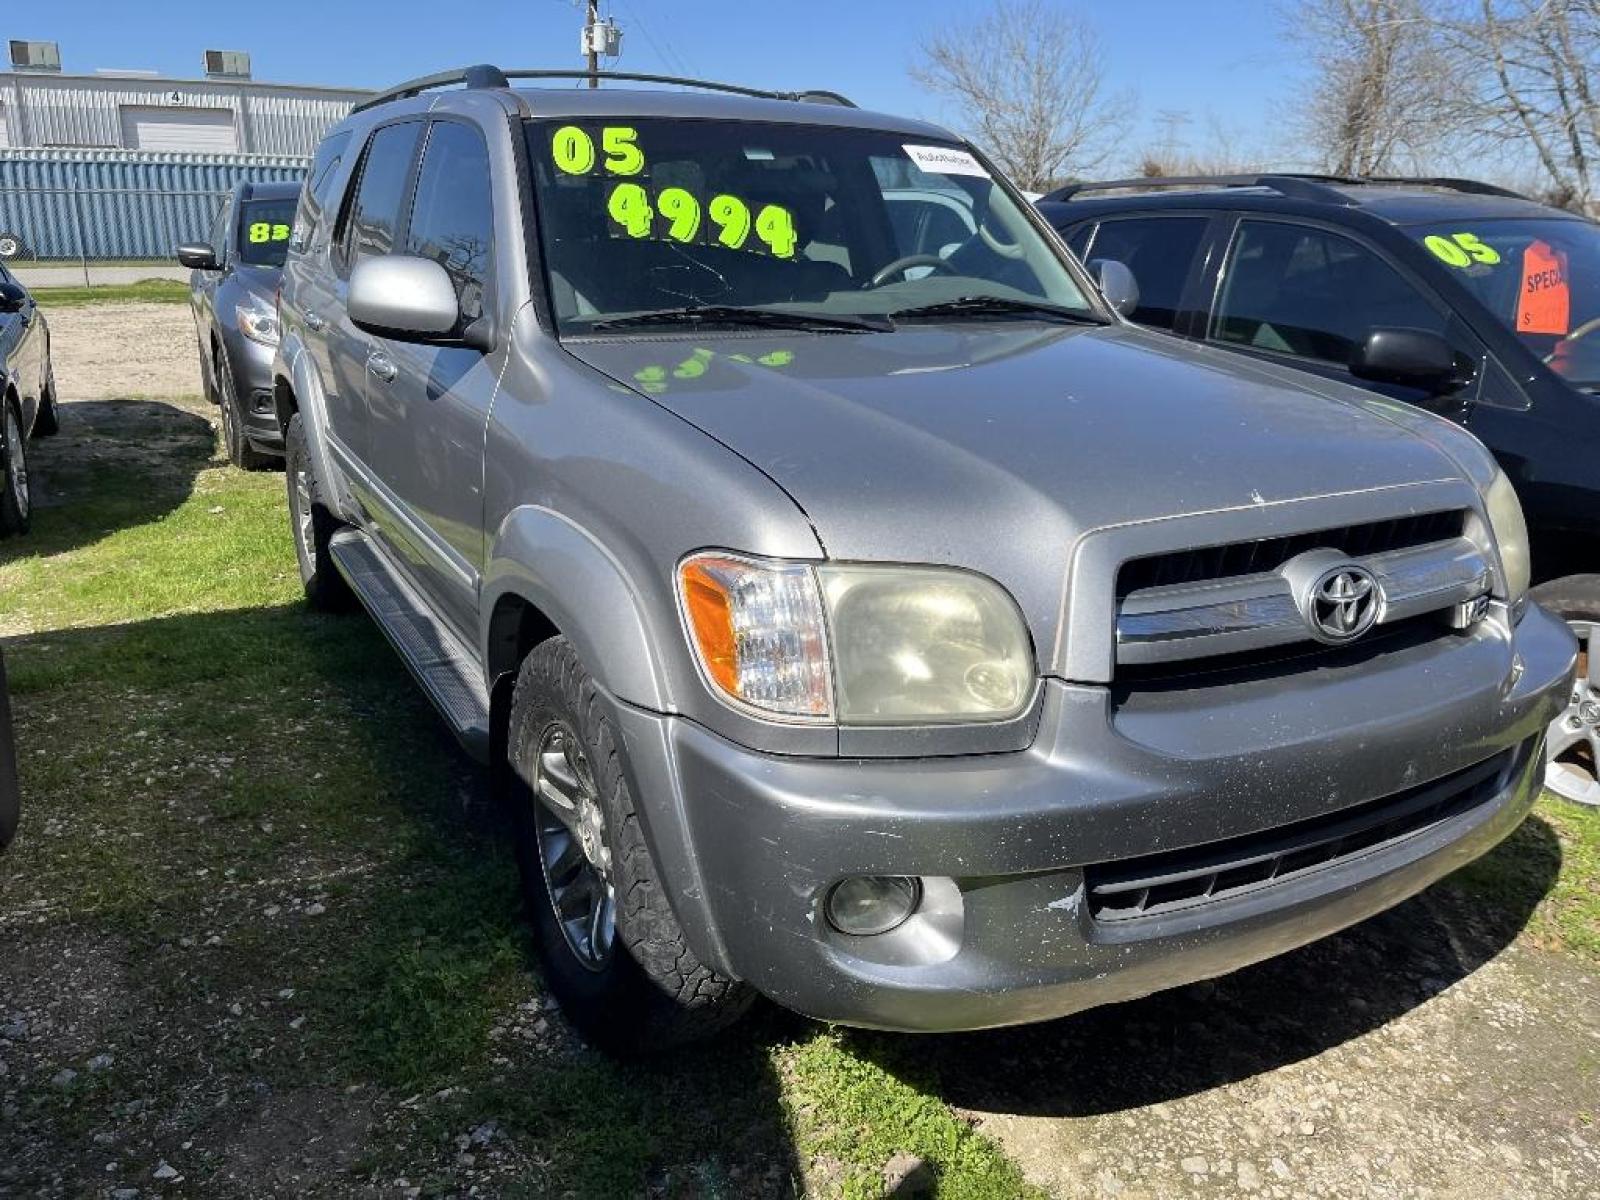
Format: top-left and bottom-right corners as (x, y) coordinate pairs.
(3, 603), (805, 1196)
(855, 815), (1562, 1122)
(2, 399), (214, 560)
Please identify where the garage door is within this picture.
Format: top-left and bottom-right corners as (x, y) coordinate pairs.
(119, 106), (238, 153)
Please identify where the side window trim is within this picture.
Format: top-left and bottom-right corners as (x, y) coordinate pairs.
(401, 115), (498, 327)
(1205, 214), (1453, 346)
(1079, 211), (1222, 337)
(333, 116), (426, 281)
(1204, 213), (1501, 408)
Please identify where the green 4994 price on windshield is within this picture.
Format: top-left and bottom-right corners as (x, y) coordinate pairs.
(550, 124), (798, 259)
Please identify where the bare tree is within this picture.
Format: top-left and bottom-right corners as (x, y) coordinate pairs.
(911, 1), (1132, 190)
(1433, 0), (1600, 209)
(1284, 0), (1461, 174)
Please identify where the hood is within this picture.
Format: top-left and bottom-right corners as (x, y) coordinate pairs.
(566, 323), (1471, 662)
(230, 262), (283, 301)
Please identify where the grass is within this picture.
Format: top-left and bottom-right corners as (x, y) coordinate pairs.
(0, 395), (1039, 1197)
(30, 278), (190, 307)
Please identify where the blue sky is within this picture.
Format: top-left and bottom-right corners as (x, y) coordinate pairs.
(17, 1), (1304, 171)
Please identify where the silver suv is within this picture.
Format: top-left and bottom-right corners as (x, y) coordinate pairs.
(273, 66), (1574, 1052)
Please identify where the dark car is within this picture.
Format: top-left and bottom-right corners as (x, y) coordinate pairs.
(177, 179), (302, 469)
(1039, 174), (1600, 807)
(0, 258), (56, 538)
(0, 647), (17, 852)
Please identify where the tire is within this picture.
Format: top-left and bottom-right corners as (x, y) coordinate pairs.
(1531, 574), (1600, 807)
(198, 335), (219, 407)
(31, 367), (59, 439)
(217, 352), (274, 471)
(507, 637), (753, 1053)
(284, 414), (353, 611)
(0, 399), (31, 538)
(0, 233), (24, 261)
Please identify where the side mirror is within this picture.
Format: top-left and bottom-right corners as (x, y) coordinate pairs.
(176, 242), (219, 271)
(348, 255), (461, 342)
(1350, 327), (1468, 394)
(1090, 258), (1139, 318)
(0, 281), (26, 313)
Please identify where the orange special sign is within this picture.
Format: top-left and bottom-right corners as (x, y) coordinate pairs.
(1518, 239), (1570, 336)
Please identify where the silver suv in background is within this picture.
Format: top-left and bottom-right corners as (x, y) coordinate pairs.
(272, 66), (1573, 1052)
(178, 180), (302, 469)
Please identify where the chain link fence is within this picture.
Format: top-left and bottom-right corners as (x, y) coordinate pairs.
(0, 184), (232, 287)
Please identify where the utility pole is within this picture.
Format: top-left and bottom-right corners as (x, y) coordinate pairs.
(579, 2), (620, 88)
(586, 0), (599, 88)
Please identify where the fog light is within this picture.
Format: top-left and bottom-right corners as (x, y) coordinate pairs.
(825, 875), (921, 936)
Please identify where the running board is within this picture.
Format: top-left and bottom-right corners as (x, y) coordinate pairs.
(328, 527), (490, 758)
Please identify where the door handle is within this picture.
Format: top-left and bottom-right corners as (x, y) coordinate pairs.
(365, 349), (398, 383)
(304, 310), (327, 332)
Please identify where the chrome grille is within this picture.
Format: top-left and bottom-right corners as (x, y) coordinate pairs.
(1114, 512), (1491, 670)
(1116, 510), (1466, 597)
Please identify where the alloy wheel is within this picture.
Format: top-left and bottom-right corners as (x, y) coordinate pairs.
(531, 723), (616, 970)
(4, 407), (27, 520)
(1545, 619), (1600, 807)
(291, 465), (314, 563)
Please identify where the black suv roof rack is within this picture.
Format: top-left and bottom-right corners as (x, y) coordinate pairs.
(1042, 173), (1529, 205)
(353, 63), (855, 114)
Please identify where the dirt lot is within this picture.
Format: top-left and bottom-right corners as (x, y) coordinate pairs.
(43, 301), (202, 399)
(2, 301), (1598, 1199)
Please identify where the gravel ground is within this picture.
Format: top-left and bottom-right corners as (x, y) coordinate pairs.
(42, 301), (202, 400)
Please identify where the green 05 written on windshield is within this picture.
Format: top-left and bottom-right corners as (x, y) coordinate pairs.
(1413, 218), (1600, 389)
(525, 117), (1100, 335)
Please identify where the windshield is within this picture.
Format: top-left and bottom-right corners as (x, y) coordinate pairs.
(1408, 217), (1600, 388)
(525, 117), (1093, 333)
(236, 197), (298, 268)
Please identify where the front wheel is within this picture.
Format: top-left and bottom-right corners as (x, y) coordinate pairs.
(1532, 574), (1600, 807)
(0, 400), (31, 538)
(217, 354), (274, 471)
(283, 414), (352, 612)
(507, 637), (753, 1053)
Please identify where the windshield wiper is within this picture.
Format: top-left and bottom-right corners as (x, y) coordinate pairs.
(584, 305), (892, 333)
(888, 295), (1103, 324)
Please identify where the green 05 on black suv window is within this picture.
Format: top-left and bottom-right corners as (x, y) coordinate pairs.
(1408, 218), (1600, 391)
(526, 119), (1092, 332)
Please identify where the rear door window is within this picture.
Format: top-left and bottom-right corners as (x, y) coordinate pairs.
(405, 121), (494, 324)
(337, 122), (422, 275)
(1213, 220), (1447, 364)
(1082, 216), (1207, 331)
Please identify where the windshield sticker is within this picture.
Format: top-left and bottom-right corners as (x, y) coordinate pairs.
(1424, 231), (1502, 268)
(247, 221), (291, 244)
(902, 144), (988, 178)
(552, 125), (646, 176)
(603, 182), (798, 258)
(1517, 239), (1570, 335)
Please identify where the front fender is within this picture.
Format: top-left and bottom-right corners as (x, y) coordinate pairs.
(480, 504), (668, 711)
(276, 335), (356, 524)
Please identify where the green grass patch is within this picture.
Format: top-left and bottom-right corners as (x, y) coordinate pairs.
(0, 394), (1035, 1196)
(32, 278), (190, 307)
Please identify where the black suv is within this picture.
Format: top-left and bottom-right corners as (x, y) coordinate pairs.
(1039, 174), (1600, 807)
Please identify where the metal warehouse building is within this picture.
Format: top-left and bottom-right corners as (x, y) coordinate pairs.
(0, 46), (367, 157)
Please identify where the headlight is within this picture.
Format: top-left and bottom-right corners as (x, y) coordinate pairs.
(236, 297), (280, 347)
(677, 553), (1034, 724)
(1483, 468), (1530, 603)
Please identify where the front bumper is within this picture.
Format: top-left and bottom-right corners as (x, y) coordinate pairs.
(223, 329), (284, 455)
(612, 602), (1575, 1032)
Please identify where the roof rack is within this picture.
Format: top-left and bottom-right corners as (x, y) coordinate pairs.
(353, 63), (855, 114)
(1042, 172), (1530, 205)
(1360, 175), (1529, 200)
(1041, 174), (1362, 205)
